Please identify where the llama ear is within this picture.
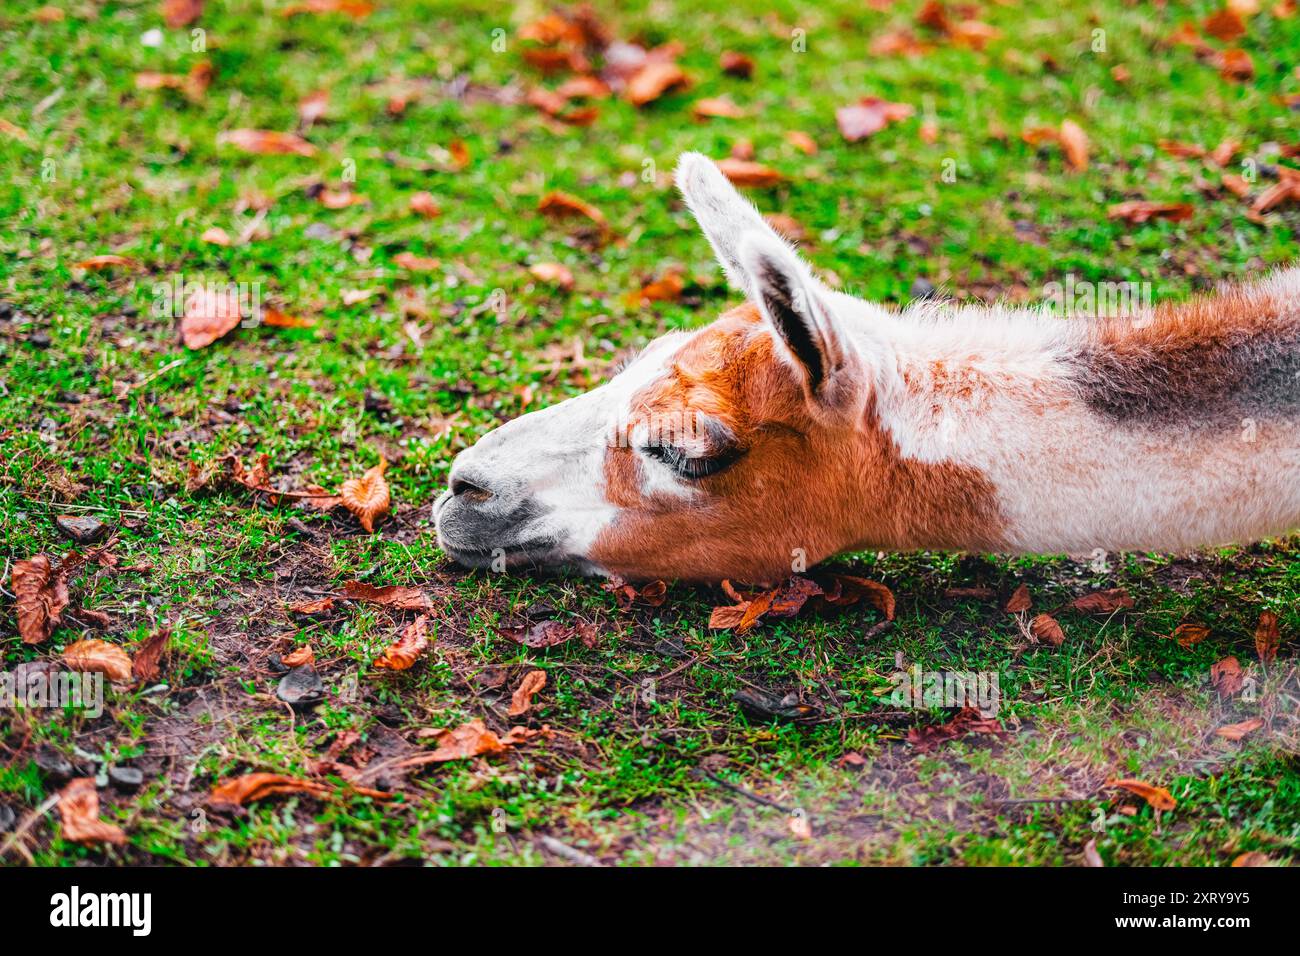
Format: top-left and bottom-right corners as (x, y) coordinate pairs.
(738, 233), (852, 404)
(675, 152), (784, 299)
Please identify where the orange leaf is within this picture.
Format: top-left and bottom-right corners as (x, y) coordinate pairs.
(1171, 623), (1212, 648)
(1204, 7), (1247, 41)
(281, 0), (373, 17)
(692, 96), (746, 120)
(408, 191), (441, 218)
(529, 262), (575, 290)
(58, 778), (126, 845)
(1069, 588), (1135, 613)
(836, 97), (915, 142)
(1004, 583), (1032, 613)
(218, 129), (317, 157)
(1108, 778), (1177, 811)
(63, 639), (134, 683)
(373, 615), (431, 671)
(785, 130), (818, 155)
(1255, 610), (1281, 663)
(208, 773), (331, 808)
(1030, 613), (1065, 646)
(1059, 119), (1089, 171)
(298, 89), (328, 129)
(714, 158), (784, 187)
(538, 190), (608, 230)
(338, 581), (430, 609)
(393, 251), (440, 271)
(289, 597), (336, 615)
(13, 554), (72, 644)
(75, 254), (137, 271)
(340, 459), (391, 533)
(508, 669), (548, 716)
(1212, 48), (1254, 81)
(262, 308), (315, 329)
(1107, 201), (1195, 224)
(200, 226), (231, 246)
(626, 60), (689, 106)
(1215, 717), (1264, 741)
(395, 719), (537, 767)
(162, 0), (204, 29)
(1157, 140), (1206, 158)
(1211, 656), (1246, 696)
(181, 285), (244, 349)
(132, 628), (171, 682)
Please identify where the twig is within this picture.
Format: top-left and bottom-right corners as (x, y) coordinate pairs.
(700, 770), (794, 814)
(534, 835), (602, 867)
(0, 793), (60, 861)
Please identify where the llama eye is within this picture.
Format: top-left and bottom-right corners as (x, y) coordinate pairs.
(641, 444), (741, 479)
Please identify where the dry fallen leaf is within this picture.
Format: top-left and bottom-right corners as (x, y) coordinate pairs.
(1030, 613), (1065, 646)
(181, 285), (244, 350)
(529, 262), (575, 290)
(500, 620), (579, 648)
(1171, 623), (1212, 648)
(289, 597), (336, 615)
(373, 615), (431, 671)
(1221, 173), (1251, 197)
(1004, 584), (1032, 613)
(1107, 201), (1195, 224)
(1216, 717), (1264, 741)
(200, 226), (231, 246)
(1108, 778), (1177, 811)
(1059, 119), (1089, 171)
(627, 268), (684, 306)
(262, 308), (316, 329)
(75, 255), (137, 271)
(218, 129), (317, 157)
(63, 639), (134, 683)
(1069, 588), (1135, 613)
(1158, 140), (1206, 159)
(282, 0), (374, 18)
(1255, 610), (1281, 663)
(298, 89), (329, 129)
(1232, 851), (1273, 866)
(14, 554), (74, 644)
(836, 97), (915, 142)
(626, 59), (689, 106)
(1211, 656), (1246, 696)
(397, 719), (541, 768)
(1204, 6), (1247, 41)
(1212, 48), (1254, 81)
(714, 158), (784, 187)
(208, 773), (331, 808)
(58, 777), (126, 845)
(1083, 838), (1105, 867)
(132, 628), (171, 682)
(907, 707), (1005, 751)
(538, 190), (608, 231)
(508, 669), (548, 716)
(408, 191), (441, 218)
(340, 459), (391, 533)
(392, 251), (440, 271)
(785, 130), (818, 155)
(162, 0), (205, 29)
(338, 581), (431, 609)
(692, 96), (745, 120)
(720, 50), (755, 78)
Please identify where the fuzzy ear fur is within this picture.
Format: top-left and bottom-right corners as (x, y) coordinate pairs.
(675, 152), (786, 300)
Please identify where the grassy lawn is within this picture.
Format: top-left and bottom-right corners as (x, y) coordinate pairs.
(1, 0), (1298, 866)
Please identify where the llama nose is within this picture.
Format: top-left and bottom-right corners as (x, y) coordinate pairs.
(450, 473), (495, 504)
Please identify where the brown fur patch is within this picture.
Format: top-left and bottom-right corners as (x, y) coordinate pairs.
(590, 308), (1005, 583)
(1080, 285), (1300, 425)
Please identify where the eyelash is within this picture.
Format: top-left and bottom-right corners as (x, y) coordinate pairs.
(642, 444), (740, 479)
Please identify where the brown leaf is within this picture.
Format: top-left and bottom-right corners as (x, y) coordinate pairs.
(708, 603), (749, 630)
(538, 190), (608, 230)
(1209, 138), (1239, 166)
(1204, 6), (1247, 41)
(627, 268), (684, 305)
(408, 191), (441, 218)
(208, 773), (331, 808)
(529, 262), (575, 290)
(1059, 119), (1089, 171)
(1212, 48), (1254, 81)
(74, 255), (137, 271)
(836, 97), (915, 142)
(14, 554), (73, 644)
(692, 96), (745, 120)
(714, 158), (784, 187)
(281, 645), (314, 667)
(1215, 717), (1264, 741)
(1171, 622), (1212, 648)
(262, 308), (315, 329)
(508, 669), (547, 716)
(63, 639), (134, 683)
(289, 597), (336, 615)
(132, 628), (171, 682)
(824, 574), (896, 620)
(181, 285), (244, 350)
(298, 89), (328, 129)
(200, 226), (231, 246)
(162, 0), (204, 29)
(58, 778), (126, 845)
(556, 75), (610, 99)
(784, 130), (818, 155)
(1158, 140), (1206, 159)
(1004, 583), (1032, 613)
(1221, 173), (1251, 197)
(1108, 778), (1177, 811)
(1255, 610), (1281, 663)
(1030, 613), (1065, 646)
(1107, 200), (1195, 224)
(1211, 656), (1246, 696)
(373, 615), (430, 671)
(281, 0), (373, 18)
(626, 60), (689, 106)
(1069, 589), (1135, 613)
(218, 129), (317, 157)
(338, 581), (430, 609)
(949, 20), (1000, 50)
(397, 719), (544, 768)
(318, 188), (367, 209)
(340, 458), (390, 532)
(720, 51), (755, 78)
(392, 251), (440, 271)
(908, 707), (1005, 752)
(1083, 837), (1105, 867)
(1232, 851), (1273, 866)
(500, 620), (576, 648)
(870, 29), (932, 57)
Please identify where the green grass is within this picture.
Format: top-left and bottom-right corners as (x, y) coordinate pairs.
(1, 0), (1298, 866)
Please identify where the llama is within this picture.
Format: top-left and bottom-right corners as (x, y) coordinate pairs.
(434, 153), (1300, 584)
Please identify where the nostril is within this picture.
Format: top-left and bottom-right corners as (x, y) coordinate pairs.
(451, 476), (493, 503)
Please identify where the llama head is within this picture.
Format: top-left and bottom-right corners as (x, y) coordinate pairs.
(435, 153), (877, 583)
